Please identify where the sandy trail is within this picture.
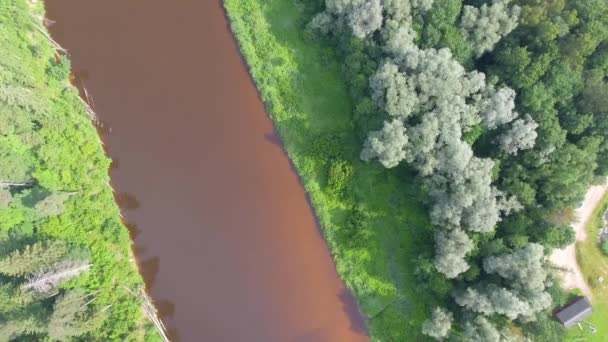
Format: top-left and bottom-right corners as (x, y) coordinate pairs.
(549, 185), (608, 298)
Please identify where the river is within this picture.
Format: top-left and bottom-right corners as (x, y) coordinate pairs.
(44, 1), (367, 341)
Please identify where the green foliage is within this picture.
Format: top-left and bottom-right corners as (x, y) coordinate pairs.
(226, 0), (608, 340)
(543, 225), (576, 249)
(0, 240), (69, 276)
(570, 192), (608, 341)
(0, 0), (148, 340)
(224, 0), (436, 339)
(45, 55), (71, 82)
(327, 159), (354, 196)
(308, 133), (341, 160)
(0, 136), (33, 184)
(33, 192), (70, 217)
(0, 189), (12, 208)
(421, 0), (475, 64)
(421, 307), (453, 340)
(340, 206), (371, 247)
(601, 240), (608, 255)
(47, 289), (103, 340)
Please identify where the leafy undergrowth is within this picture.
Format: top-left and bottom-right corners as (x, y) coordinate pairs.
(1, 1), (158, 340)
(224, 0), (437, 340)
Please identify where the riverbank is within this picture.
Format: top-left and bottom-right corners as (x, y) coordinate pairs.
(45, 0), (370, 340)
(224, 1), (436, 340)
(1, 1), (153, 340)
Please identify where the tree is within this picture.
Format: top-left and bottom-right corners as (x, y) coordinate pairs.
(361, 119), (408, 168)
(433, 228), (473, 278)
(34, 192), (71, 217)
(47, 289), (102, 340)
(370, 62), (418, 119)
(451, 244), (552, 321)
(498, 114), (539, 155)
(542, 225), (575, 249)
(358, 0), (537, 281)
(327, 160), (354, 196)
(0, 316), (47, 342)
(0, 283), (35, 315)
(0, 188), (11, 208)
(422, 307), (453, 340)
(460, 0), (521, 57)
(348, 0), (383, 39)
(477, 86), (518, 129)
(22, 261), (90, 293)
(0, 137), (33, 185)
(454, 284), (532, 319)
(483, 243), (547, 292)
(463, 316), (501, 342)
(0, 240), (69, 276)
(320, 0), (384, 39)
(602, 240), (608, 255)
(46, 55), (72, 81)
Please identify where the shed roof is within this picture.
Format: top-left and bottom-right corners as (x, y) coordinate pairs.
(555, 297), (593, 329)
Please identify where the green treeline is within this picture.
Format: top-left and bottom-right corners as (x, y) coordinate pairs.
(226, 0), (608, 340)
(1, 1), (157, 340)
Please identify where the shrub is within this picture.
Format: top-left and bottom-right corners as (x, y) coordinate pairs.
(327, 159), (354, 197)
(601, 240), (608, 255)
(542, 225), (576, 249)
(46, 55), (71, 81)
(341, 207), (371, 247)
(308, 134), (341, 161)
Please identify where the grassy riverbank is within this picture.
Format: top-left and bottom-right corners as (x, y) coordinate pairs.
(224, 0), (436, 340)
(1, 1), (156, 340)
(568, 192), (608, 341)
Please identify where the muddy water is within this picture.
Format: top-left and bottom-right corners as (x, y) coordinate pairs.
(45, 1), (367, 341)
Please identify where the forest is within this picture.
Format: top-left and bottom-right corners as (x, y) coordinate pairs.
(226, 0), (608, 340)
(0, 1), (158, 340)
(3, 0), (607, 340)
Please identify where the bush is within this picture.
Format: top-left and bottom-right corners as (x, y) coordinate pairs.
(327, 159), (354, 197)
(340, 207), (371, 248)
(601, 240), (608, 255)
(308, 134), (341, 161)
(414, 257), (451, 299)
(542, 225), (576, 249)
(46, 55), (71, 81)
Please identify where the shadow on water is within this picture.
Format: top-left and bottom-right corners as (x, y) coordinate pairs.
(125, 221), (179, 340)
(292, 288), (367, 342)
(264, 131), (283, 148)
(109, 158), (119, 171)
(114, 192), (140, 210)
(139, 256), (160, 292)
(125, 222), (141, 240)
(264, 129), (370, 338)
(338, 288), (368, 335)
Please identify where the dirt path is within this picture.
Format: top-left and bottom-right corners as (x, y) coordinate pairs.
(549, 185), (608, 298)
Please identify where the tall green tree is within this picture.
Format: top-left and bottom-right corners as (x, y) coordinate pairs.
(0, 240), (69, 276)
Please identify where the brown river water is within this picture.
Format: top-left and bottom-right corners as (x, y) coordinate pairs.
(45, 1), (368, 341)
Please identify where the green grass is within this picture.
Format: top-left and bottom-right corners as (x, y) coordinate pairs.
(223, 0), (437, 340)
(567, 191), (608, 341)
(1, 1), (157, 340)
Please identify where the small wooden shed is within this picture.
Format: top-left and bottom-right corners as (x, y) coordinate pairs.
(555, 297), (593, 329)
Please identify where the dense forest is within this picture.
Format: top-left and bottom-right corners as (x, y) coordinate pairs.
(0, 1), (159, 340)
(226, 0), (608, 340)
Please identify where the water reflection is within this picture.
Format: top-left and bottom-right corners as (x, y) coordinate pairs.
(114, 192), (140, 210)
